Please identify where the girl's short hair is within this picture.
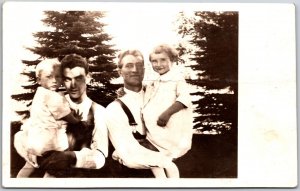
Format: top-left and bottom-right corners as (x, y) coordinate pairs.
(35, 58), (61, 78)
(149, 44), (178, 62)
(117, 50), (144, 69)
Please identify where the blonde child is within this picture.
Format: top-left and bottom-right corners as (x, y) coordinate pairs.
(142, 44), (194, 178)
(14, 58), (83, 178)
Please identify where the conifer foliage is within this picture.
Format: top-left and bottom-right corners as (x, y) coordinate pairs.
(177, 12), (238, 134)
(11, 11), (118, 118)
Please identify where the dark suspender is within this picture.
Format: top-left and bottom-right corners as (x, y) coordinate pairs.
(115, 99), (137, 126)
(115, 99), (146, 140)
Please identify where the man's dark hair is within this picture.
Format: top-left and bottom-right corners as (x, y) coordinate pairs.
(60, 54), (89, 74)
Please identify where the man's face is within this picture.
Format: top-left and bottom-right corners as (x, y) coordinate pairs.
(150, 52), (172, 75)
(118, 55), (144, 91)
(62, 66), (89, 103)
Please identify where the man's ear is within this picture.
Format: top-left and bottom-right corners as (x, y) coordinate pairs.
(86, 73), (92, 84)
(36, 77), (41, 85)
(117, 69), (122, 77)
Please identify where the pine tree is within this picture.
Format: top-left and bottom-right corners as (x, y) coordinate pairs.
(177, 12), (238, 134)
(11, 11), (119, 119)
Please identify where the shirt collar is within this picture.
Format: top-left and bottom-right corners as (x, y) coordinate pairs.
(124, 87), (144, 96)
(123, 87), (144, 108)
(65, 93), (91, 108)
(159, 66), (177, 82)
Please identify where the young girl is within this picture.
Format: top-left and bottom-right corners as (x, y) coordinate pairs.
(142, 44), (194, 177)
(14, 58), (83, 178)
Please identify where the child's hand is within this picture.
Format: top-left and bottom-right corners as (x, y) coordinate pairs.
(26, 153), (39, 168)
(116, 87), (126, 98)
(157, 112), (171, 127)
(71, 109), (83, 121)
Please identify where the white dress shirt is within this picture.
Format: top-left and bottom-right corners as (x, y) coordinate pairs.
(106, 88), (172, 169)
(65, 94), (108, 169)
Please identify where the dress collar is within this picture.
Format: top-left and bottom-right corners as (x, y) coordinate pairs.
(159, 66), (178, 82)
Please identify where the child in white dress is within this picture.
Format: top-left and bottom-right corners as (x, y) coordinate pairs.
(14, 58), (82, 177)
(143, 44), (194, 177)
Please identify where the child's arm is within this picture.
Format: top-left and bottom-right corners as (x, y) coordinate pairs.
(157, 101), (186, 127)
(46, 90), (82, 124)
(61, 109), (82, 124)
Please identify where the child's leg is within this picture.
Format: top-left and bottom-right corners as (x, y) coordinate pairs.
(43, 172), (55, 178)
(164, 161), (180, 178)
(16, 162), (35, 178)
(151, 167), (167, 178)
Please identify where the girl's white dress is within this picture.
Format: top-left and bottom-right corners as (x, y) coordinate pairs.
(143, 67), (194, 159)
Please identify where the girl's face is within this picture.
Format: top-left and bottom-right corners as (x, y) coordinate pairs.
(150, 52), (173, 75)
(37, 66), (62, 91)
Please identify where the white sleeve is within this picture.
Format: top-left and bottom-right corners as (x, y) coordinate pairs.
(90, 103), (109, 157)
(74, 148), (105, 169)
(176, 78), (192, 108)
(73, 103), (108, 169)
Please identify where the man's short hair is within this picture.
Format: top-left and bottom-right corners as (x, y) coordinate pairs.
(117, 50), (144, 69)
(60, 54), (89, 74)
(149, 44), (178, 63)
(35, 58), (60, 78)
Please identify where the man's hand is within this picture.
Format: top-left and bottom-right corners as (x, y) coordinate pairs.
(157, 111), (171, 127)
(39, 151), (76, 177)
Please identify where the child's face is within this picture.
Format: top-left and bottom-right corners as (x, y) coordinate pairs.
(150, 52), (173, 75)
(37, 65), (62, 91)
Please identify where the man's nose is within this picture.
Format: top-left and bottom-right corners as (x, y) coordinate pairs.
(131, 64), (138, 72)
(71, 79), (76, 87)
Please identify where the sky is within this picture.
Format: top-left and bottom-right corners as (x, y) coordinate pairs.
(103, 9), (186, 83)
(3, 2), (187, 121)
(4, 3), (185, 86)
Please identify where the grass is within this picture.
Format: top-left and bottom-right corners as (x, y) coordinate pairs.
(10, 122), (237, 178)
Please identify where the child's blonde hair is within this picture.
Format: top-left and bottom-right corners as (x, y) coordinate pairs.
(35, 58), (61, 78)
(149, 44), (178, 62)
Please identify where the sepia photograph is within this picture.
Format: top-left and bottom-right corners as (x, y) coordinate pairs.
(2, 2), (297, 188)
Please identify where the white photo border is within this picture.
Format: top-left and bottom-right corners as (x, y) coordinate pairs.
(2, 1), (297, 188)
